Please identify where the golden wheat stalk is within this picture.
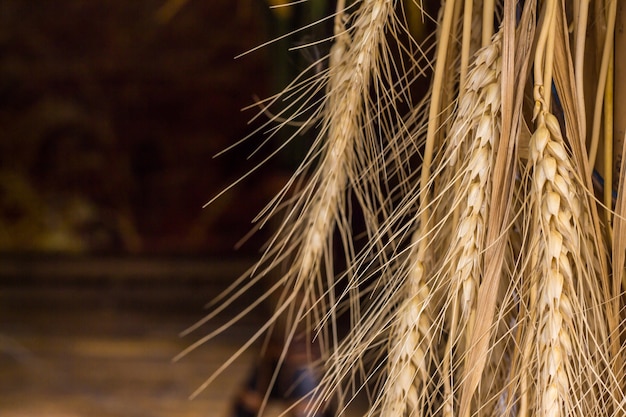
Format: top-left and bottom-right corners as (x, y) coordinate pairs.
(192, 1), (626, 416)
(514, 106), (619, 416)
(180, 0), (406, 403)
(440, 30), (502, 417)
(378, 255), (433, 417)
(367, 1), (462, 415)
(510, 2), (619, 414)
(444, 31), (501, 324)
(529, 114), (576, 417)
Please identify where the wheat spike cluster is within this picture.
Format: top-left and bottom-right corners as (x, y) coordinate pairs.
(184, 0), (626, 416)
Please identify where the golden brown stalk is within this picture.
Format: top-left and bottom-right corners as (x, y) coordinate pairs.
(457, 1), (522, 413)
(380, 253), (432, 417)
(250, 11), (408, 409)
(439, 31), (502, 417)
(279, 0), (397, 320)
(529, 111), (576, 417)
(538, 114), (621, 416)
(588, 0), (617, 167)
(511, 4), (624, 415)
(525, 8), (573, 416)
(373, 1), (461, 415)
(182, 0), (404, 402)
(448, 34), (501, 317)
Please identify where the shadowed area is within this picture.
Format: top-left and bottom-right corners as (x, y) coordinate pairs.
(0, 256), (268, 417)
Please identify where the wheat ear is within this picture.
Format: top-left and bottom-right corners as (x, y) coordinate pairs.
(180, 0), (403, 402)
(529, 112), (619, 417)
(446, 31), (501, 321)
(256, 0), (400, 386)
(525, 3), (574, 414)
(379, 250), (433, 417)
(530, 112), (577, 417)
(439, 30), (501, 417)
(374, 1), (462, 415)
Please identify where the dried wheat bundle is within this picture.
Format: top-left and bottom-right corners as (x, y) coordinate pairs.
(186, 0), (626, 416)
(179, 0), (434, 403)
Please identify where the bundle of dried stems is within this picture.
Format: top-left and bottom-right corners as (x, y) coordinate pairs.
(182, 0), (626, 416)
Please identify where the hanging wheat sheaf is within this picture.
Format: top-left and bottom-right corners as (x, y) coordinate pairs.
(182, 0), (626, 416)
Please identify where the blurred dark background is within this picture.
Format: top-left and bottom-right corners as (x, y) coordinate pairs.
(0, 2), (337, 416)
(0, 0), (282, 255)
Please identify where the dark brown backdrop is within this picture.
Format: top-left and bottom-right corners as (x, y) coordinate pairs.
(0, 0), (286, 254)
